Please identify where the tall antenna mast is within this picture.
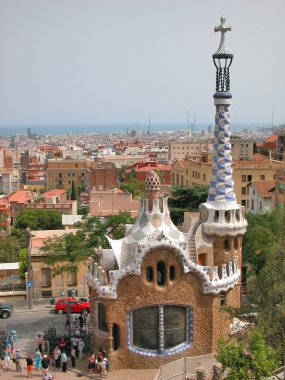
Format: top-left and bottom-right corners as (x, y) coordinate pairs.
(148, 114), (151, 144)
(193, 114), (196, 137)
(187, 110), (191, 139)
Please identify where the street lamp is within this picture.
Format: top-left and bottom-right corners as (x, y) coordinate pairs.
(66, 287), (76, 337)
(26, 227), (33, 310)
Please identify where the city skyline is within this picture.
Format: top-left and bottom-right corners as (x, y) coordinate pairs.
(0, 0), (284, 131)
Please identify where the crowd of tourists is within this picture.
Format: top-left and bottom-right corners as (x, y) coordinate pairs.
(1, 331), (109, 378)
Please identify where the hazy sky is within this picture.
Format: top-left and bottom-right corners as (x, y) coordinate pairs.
(0, 0), (284, 129)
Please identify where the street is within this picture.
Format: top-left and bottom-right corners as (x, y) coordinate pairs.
(4, 309), (64, 355)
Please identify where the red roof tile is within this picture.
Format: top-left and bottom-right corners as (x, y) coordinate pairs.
(250, 180), (275, 198)
(8, 191), (34, 204)
(42, 189), (66, 198)
(264, 134), (278, 143)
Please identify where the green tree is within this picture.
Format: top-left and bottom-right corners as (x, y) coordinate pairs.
(252, 223), (285, 364)
(243, 208), (283, 275)
(128, 168), (136, 180)
(169, 185), (209, 210)
(14, 209), (63, 230)
(0, 235), (22, 263)
(120, 178), (146, 198)
(118, 164), (127, 182)
(70, 180), (78, 200)
(168, 185), (209, 224)
(77, 211), (135, 251)
(216, 331), (278, 380)
(19, 248), (28, 278)
(40, 232), (91, 291)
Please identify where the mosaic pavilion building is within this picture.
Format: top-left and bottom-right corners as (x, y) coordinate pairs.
(86, 17), (247, 369)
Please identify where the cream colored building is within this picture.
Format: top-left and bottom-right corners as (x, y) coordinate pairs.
(89, 189), (139, 217)
(30, 229), (89, 299)
(169, 139), (253, 162)
(168, 140), (210, 161)
(101, 155), (149, 168)
(231, 139), (254, 161)
(172, 153), (283, 208)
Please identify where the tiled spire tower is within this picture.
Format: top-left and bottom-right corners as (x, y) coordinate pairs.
(200, 16), (247, 236)
(208, 103), (236, 203)
(208, 15), (236, 205)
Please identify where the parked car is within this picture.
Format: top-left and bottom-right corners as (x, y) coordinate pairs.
(55, 297), (90, 315)
(0, 303), (14, 319)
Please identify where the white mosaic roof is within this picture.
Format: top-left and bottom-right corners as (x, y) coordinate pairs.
(107, 197), (185, 269)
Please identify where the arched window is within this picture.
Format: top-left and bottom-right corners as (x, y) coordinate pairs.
(146, 267), (153, 282)
(234, 237), (239, 250)
(224, 239), (230, 251)
(98, 303), (108, 332)
(169, 265), (175, 281)
(112, 324), (120, 351)
(130, 305), (193, 354)
(157, 261), (166, 286)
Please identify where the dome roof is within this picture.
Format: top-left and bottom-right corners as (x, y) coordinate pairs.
(107, 197), (185, 269)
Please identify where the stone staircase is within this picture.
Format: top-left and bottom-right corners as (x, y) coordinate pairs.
(187, 221), (202, 263)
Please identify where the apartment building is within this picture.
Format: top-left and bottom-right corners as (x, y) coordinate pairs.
(85, 162), (119, 191)
(168, 140), (210, 161)
(89, 188), (139, 217)
(247, 180), (275, 213)
(100, 154), (149, 168)
(45, 158), (93, 192)
(172, 152), (283, 208)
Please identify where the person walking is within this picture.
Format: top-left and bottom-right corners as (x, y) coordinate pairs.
(70, 347), (76, 368)
(41, 354), (50, 375)
(71, 336), (78, 356)
(3, 347), (11, 370)
(88, 352), (95, 374)
(58, 337), (66, 351)
(35, 348), (42, 371)
(37, 334), (44, 354)
(53, 346), (61, 369)
(61, 350), (68, 372)
(96, 351), (103, 374)
(79, 313), (84, 329)
(78, 338), (85, 361)
(26, 354), (33, 378)
(102, 357), (108, 377)
(14, 348), (22, 372)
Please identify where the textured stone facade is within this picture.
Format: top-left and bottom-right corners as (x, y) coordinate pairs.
(90, 245), (241, 369)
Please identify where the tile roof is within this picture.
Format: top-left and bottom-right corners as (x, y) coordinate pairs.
(250, 180), (275, 198)
(8, 190), (34, 204)
(42, 189), (66, 198)
(264, 134), (278, 143)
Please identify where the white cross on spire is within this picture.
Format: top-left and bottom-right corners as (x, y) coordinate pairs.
(214, 16), (232, 54)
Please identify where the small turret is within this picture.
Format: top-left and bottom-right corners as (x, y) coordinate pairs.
(146, 171), (160, 211)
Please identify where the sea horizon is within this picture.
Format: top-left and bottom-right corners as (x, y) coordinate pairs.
(0, 122), (274, 137)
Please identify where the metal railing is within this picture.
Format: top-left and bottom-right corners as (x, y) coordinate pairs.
(272, 365), (285, 379)
(154, 356), (215, 380)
